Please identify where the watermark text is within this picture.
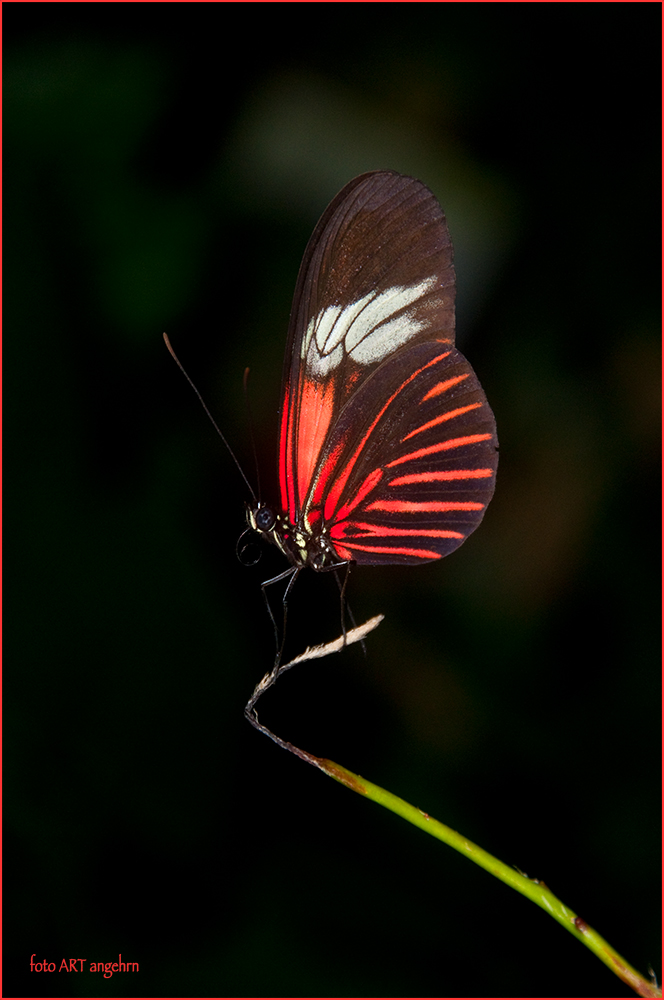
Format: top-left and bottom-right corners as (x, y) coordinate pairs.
(30, 954), (138, 979)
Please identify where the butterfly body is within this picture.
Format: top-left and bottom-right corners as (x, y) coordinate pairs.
(247, 501), (340, 572)
(249, 170), (498, 571)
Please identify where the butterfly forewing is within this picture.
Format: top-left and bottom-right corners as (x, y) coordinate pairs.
(279, 172), (456, 524)
(274, 170), (497, 568)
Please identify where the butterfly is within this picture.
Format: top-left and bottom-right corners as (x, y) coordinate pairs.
(247, 170), (498, 583)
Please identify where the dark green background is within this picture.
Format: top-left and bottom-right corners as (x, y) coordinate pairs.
(4, 5), (660, 998)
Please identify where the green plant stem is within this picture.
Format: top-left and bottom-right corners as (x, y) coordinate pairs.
(253, 618), (658, 997)
(313, 757), (659, 999)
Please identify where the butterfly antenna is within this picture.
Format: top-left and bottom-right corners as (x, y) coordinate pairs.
(243, 366), (262, 501)
(163, 333), (256, 502)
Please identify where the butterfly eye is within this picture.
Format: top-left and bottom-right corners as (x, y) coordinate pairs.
(254, 506), (276, 532)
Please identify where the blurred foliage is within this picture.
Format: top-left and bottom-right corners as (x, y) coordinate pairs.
(4, 6), (660, 998)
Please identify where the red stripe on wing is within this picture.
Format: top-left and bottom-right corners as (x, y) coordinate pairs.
(333, 468), (384, 523)
(330, 521), (464, 540)
(309, 438), (347, 512)
(389, 468), (494, 486)
(278, 386), (296, 523)
(421, 373), (469, 401)
(366, 499), (485, 512)
(402, 402), (482, 441)
(339, 542), (443, 560)
(386, 433), (494, 468)
(296, 378), (335, 508)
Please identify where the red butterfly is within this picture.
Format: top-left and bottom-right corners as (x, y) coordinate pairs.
(248, 170), (498, 586)
(161, 171), (498, 753)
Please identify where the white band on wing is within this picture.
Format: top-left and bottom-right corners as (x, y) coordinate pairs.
(304, 278), (438, 378)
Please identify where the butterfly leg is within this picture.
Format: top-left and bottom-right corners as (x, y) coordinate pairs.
(259, 565), (299, 668)
(332, 562), (352, 643)
(330, 560), (367, 656)
(247, 567), (321, 760)
(276, 564), (301, 670)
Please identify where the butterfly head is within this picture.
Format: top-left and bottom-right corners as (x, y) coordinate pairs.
(246, 501), (294, 562)
(249, 503), (277, 534)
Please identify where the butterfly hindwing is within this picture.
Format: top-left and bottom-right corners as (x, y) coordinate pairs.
(301, 340), (498, 565)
